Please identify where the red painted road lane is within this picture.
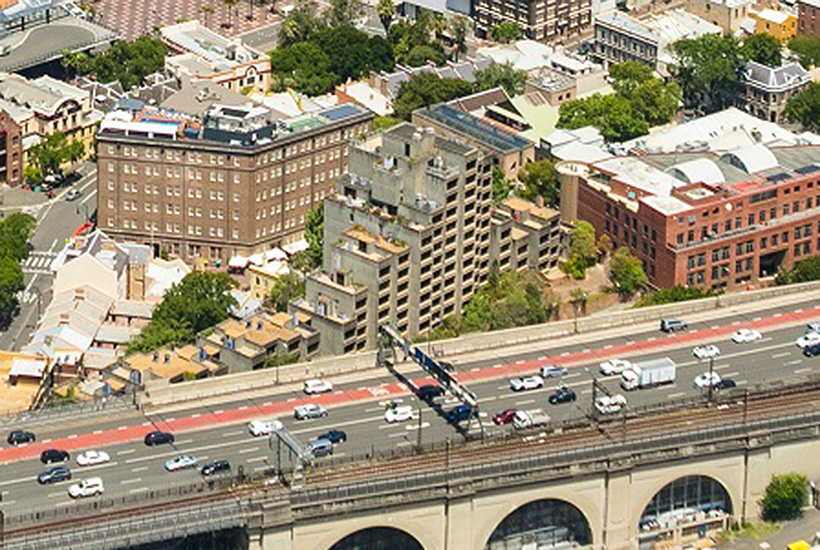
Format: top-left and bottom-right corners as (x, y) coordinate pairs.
(0, 305), (816, 464)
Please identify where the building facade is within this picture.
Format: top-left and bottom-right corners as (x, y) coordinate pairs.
(593, 11), (660, 69)
(95, 103), (372, 263)
(798, 0), (820, 36)
(0, 109), (22, 186)
(750, 8), (797, 40)
(474, 0), (592, 44)
(744, 61), (811, 124)
(685, 0), (751, 33)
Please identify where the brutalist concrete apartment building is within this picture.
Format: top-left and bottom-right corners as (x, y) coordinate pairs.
(96, 103), (372, 262)
(475, 0), (592, 43)
(291, 123), (566, 356)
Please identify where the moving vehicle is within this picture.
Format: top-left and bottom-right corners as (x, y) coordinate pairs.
(447, 404), (473, 423)
(40, 449), (70, 464)
(512, 409), (550, 430)
(621, 357), (676, 391)
(38, 466), (71, 484)
(165, 455), (198, 472)
(594, 394), (627, 415)
(796, 332), (820, 348)
(144, 431), (175, 446)
(385, 405), (414, 423)
(808, 323), (820, 333)
(416, 385), (445, 401)
(540, 365), (568, 378)
(7, 430), (35, 445)
(65, 189), (82, 201)
(693, 344), (720, 360)
(308, 438), (334, 457)
(660, 318), (687, 333)
(77, 450), (110, 467)
(248, 419), (283, 436)
(294, 404), (328, 420)
(316, 429), (347, 444)
(303, 379), (333, 394)
(509, 375), (544, 392)
(548, 386), (577, 405)
(693, 371), (721, 388)
(201, 459), (231, 476)
(714, 378), (737, 391)
(599, 359), (633, 376)
(492, 409), (518, 425)
(804, 343), (820, 357)
(68, 477), (104, 498)
(732, 329), (762, 343)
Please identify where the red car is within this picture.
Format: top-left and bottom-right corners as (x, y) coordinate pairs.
(493, 409), (518, 425)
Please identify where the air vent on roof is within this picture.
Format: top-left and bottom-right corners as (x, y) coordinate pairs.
(795, 165), (820, 176)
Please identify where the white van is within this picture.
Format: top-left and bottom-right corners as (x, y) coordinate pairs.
(248, 419), (283, 437)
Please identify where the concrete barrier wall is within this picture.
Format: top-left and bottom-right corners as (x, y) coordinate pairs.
(141, 281), (820, 407)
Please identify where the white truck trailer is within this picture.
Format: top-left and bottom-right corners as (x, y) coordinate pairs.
(513, 409), (551, 430)
(621, 357), (676, 391)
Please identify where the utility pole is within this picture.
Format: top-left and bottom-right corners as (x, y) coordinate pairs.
(707, 356), (715, 403)
(417, 398), (422, 451)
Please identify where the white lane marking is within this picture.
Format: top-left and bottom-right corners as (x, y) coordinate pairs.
(117, 449), (135, 455)
(238, 447), (260, 455)
(795, 367), (812, 374)
(668, 392), (687, 398)
(46, 491), (65, 498)
(773, 352), (791, 359)
(131, 466), (148, 473)
(191, 414), (201, 418)
(129, 487), (148, 494)
(246, 456), (267, 463)
(786, 359), (803, 366)
(221, 431), (243, 438)
(121, 478), (142, 485)
(515, 399), (536, 406)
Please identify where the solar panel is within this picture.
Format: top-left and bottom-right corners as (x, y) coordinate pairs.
(321, 104), (362, 121)
(427, 105), (532, 153)
(766, 172), (791, 183)
(795, 165), (820, 175)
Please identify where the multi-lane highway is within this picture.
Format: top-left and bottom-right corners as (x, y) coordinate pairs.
(2, 296), (820, 515)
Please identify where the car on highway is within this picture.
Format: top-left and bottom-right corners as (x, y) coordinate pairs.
(599, 359), (633, 376)
(796, 332), (820, 348)
(548, 386), (577, 405)
(416, 385), (445, 401)
(492, 409), (518, 425)
(447, 404), (473, 423)
(248, 419), (283, 437)
(144, 431), (175, 446)
(808, 322), (820, 333)
(693, 371), (721, 389)
(77, 450), (110, 467)
(307, 438), (334, 457)
(303, 379), (333, 394)
(7, 430), (35, 445)
(714, 378), (737, 391)
(693, 345), (721, 360)
(294, 403), (328, 420)
(732, 329), (762, 343)
(540, 365), (568, 378)
(201, 459), (231, 476)
(660, 318), (687, 333)
(68, 477), (104, 499)
(594, 395), (627, 414)
(385, 405), (414, 423)
(317, 429), (347, 444)
(38, 466), (72, 484)
(165, 455), (198, 472)
(804, 343), (820, 357)
(509, 375), (544, 392)
(40, 449), (70, 464)
(65, 189), (82, 201)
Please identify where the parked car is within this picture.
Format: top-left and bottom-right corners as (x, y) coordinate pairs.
(307, 438), (334, 457)
(303, 379), (333, 394)
(548, 386), (577, 405)
(7, 430), (35, 445)
(38, 466), (71, 484)
(599, 359), (633, 376)
(294, 403), (328, 420)
(68, 477), (104, 499)
(540, 365), (568, 378)
(316, 429), (347, 444)
(248, 419), (283, 437)
(65, 189), (82, 201)
(660, 318), (687, 333)
(732, 329), (762, 343)
(693, 345), (721, 360)
(144, 431), (175, 446)
(509, 375), (544, 392)
(77, 450), (110, 467)
(384, 405), (414, 423)
(416, 385), (445, 401)
(492, 409), (518, 425)
(165, 455), (198, 472)
(693, 371), (721, 388)
(447, 404), (473, 423)
(40, 449), (70, 464)
(201, 459), (231, 476)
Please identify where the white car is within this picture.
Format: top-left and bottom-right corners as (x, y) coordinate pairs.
(693, 371), (721, 388)
(76, 450), (110, 467)
(68, 477), (104, 498)
(594, 394), (627, 414)
(796, 332), (820, 348)
(808, 322), (820, 333)
(732, 329), (762, 343)
(248, 419), (283, 437)
(599, 359), (633, 376)
(509, 375), (544, 392)
(294, 403), (328, 420)
(693, 345), (721, 360)
(384, 405), (414, 423)
(165, 455), (198, 472)
(303, 379), (333, 394)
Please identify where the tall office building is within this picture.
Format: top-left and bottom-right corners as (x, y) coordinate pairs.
(474, 0), (592, 44)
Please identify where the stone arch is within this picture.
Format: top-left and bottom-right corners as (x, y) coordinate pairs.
(328, 526), (425, 550)
(633, 470), (738, 525)
(482, 498), (594, 550)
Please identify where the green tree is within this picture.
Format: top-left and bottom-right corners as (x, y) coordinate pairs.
(491, 21), (522, 44)
(670, 34), (747, 114)
(314, 26), (394, 82)
(517, 159), (557, 205)
(393, 73), (473, 119)
(28, 133), (84, 181)
(742, 33), (782, 67)
(491, 165), (511, 204)
(570, 221), (596, 261)
(451, 17), (468, 62)
(788, 35), (820, 70)
(775, 254), (820, 284)
(475, 62), (528, 96)
(279, 0), (325, 46)
(597, 234), (613, 258)
(635, 286), (716, 307)
(785, 82), (820, 133)
(557, 94), (649, 142)
(327, 0), (361, 27)
(75, 36), (165, 90)
(305, 203), (324, 267)
(200, 4), (214, 27)
(269, 271), (305, 312)
(0, 214), (36, 262)
(609, 60), (654, 97)
(760, 473), (809, 521)
(372, 116), (403, 131)
(223, 0), (238, 27)
(608, 247), (647, 298)
(0, 255), (23, 328)
(405, 44), (446, 67)
(376, 0), (395, 35)
(608, 60), (681, 126)
(269, 42), (338, 95)
(569, 287), (588, 316)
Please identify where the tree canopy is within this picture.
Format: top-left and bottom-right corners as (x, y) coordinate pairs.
(562, 221), (597, 279)
(635, 286), (716, 307)
(775, 254), (820, 284)
(670, 34), (747, 114)
(25, 132), (85, 183)
(61, 36), (166, 90)
(394, 72), (473, 120)
(788, 35), (820, 70)
(305, 203), (324, 268)
(475, 62), (528, 96)
(517, 160), (557, 206)
(742, 33), (782, 67)
(760, 473), (809, 521)
(608, 247), (647, 298)
(492, 166), (511, 204)
(269, 272), (306, 312)
(785, 82), (820, 133)
(0, 213), (35, 327)
(491, 22), (522, 44)
(558, 94), (649, 142)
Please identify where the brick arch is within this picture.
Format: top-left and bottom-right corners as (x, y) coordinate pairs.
(317, 518), (435, 550)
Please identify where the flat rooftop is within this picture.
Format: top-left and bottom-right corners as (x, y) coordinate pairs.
(419, 104), (532, 154)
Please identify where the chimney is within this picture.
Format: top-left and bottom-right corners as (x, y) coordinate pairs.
(535, 195), (545, 208)
(59, 312), (70, 326)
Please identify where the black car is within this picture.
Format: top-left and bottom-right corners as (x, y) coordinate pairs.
(7, 430), (35, 445)
(317, 429), (347, 444)
(805, 343), (820, 357)
(40, 449), (70, 464)
(416, 385), (445, 401)
(144, 431), (175, 446)
(201, 459), (231, 476)
(548, 386), (577, 405)
(38, 466), (71, 484)
(714, 378), (737, 391)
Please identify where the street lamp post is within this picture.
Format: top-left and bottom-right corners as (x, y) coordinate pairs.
(707, 356), (715, 403)
(416, 397), (422, 451)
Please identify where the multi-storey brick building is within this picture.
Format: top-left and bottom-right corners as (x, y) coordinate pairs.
(474, 0), (592, 44)
(593, 11), (660, 69)
(798, 0), (820, 36)
(96, 102), (372, 263)
(744, 61), (811, 124)
(558, 144), (820, 290)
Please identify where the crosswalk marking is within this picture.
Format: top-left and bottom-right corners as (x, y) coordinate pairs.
(21, 251), (56, 274)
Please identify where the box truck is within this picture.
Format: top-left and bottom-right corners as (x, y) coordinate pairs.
(621, 357), (676, 391)
(513, 409), (550, 430)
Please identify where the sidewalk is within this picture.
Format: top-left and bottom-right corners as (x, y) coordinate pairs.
(721, 509), (820, 550)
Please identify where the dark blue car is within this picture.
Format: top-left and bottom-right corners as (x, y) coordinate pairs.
(447, 405), (473, 423)
(317, 429), (347, 444)
(38, 466), (71, 484)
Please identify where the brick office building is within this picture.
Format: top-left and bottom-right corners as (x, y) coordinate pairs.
(558, 144), (820, 289)
(96, 103), (372, 263)
(798, 0), (820, 36)
(474, 0), (592, 44)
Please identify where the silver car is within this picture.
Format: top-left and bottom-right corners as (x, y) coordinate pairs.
(294, 403), (328, 420)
